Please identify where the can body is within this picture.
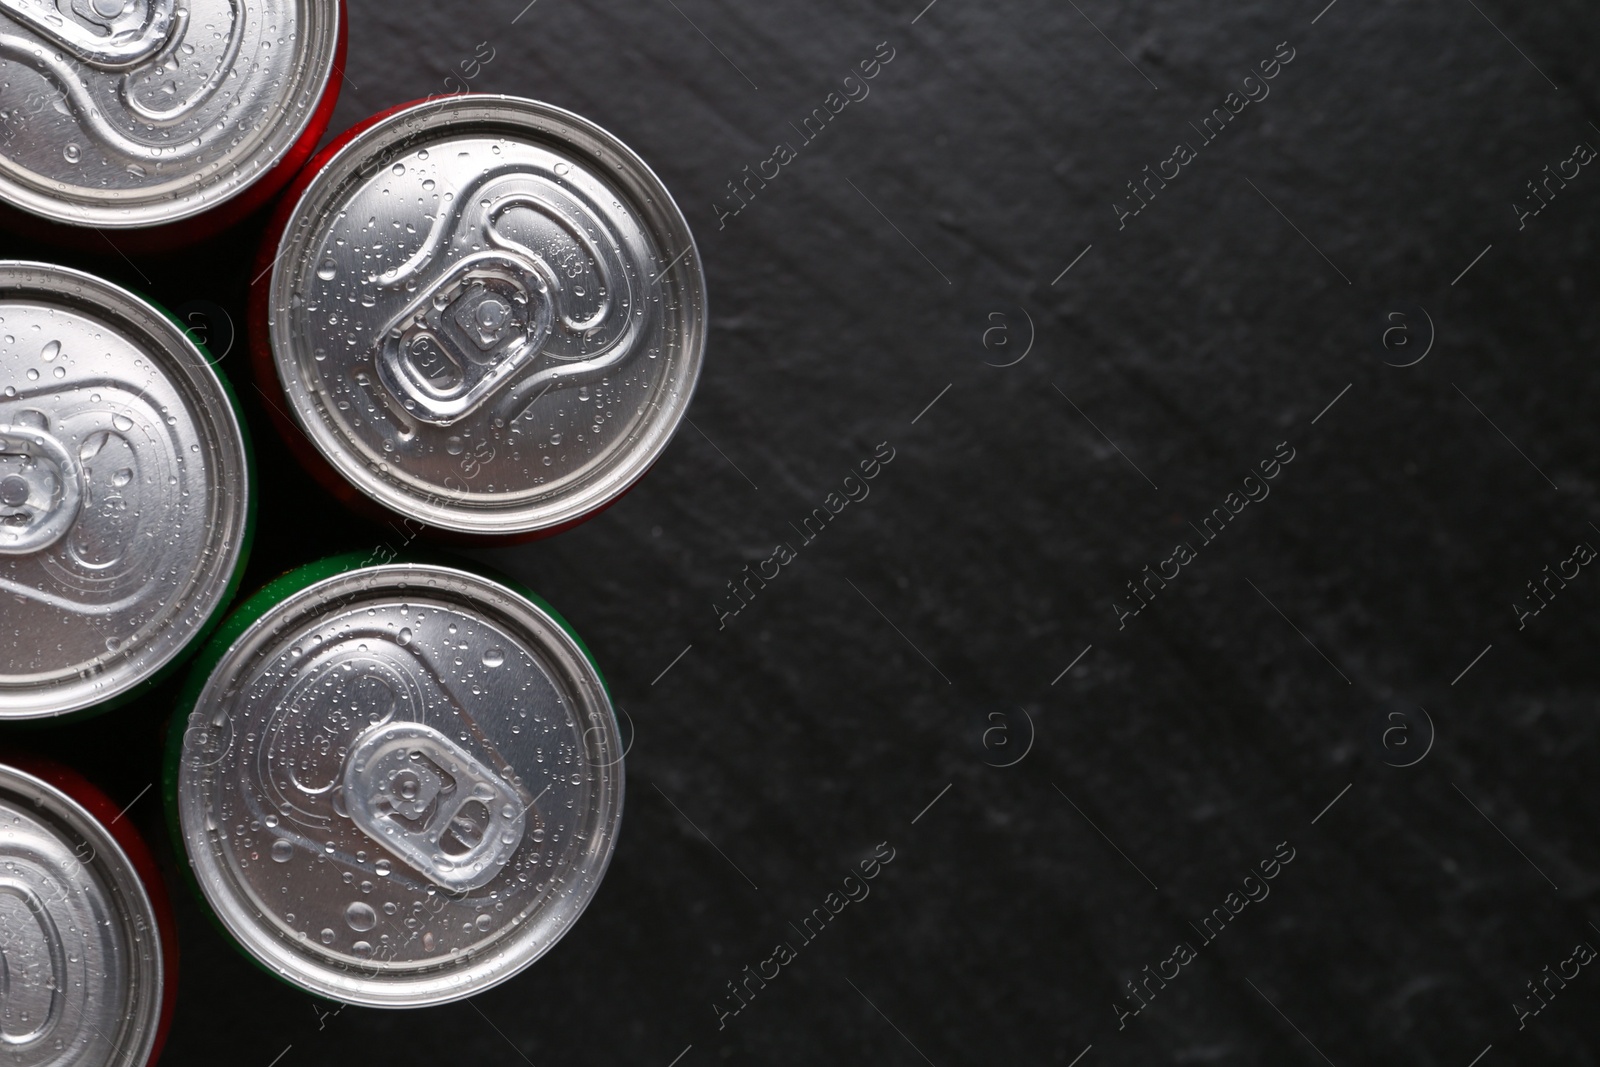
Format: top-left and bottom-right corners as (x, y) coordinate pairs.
(167, 555), (625, 1006)
(0, 757), (176, 1067)
(0, 0), (345, 247)
(0, 261), (253, 720)
(253, 95), (707, 540)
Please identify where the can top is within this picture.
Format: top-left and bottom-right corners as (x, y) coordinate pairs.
(0, 0), (342, 228)
(267, 95), (706, 536)
(0, 261), (251, 719)
(0, 763), (165, 1067)
(175, 561), (625, 1006)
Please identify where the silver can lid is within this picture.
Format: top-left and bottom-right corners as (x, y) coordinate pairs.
(0, 1), (341, 228)
(0, 764), (166, 1067)
(175, 561), (625, 1006)
(266, 95), (706, 537)
(0, 261), (251, 719)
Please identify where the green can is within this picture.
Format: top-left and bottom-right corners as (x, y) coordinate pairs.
(0, 261), (253, 721)
(165, 555), (624, 1006)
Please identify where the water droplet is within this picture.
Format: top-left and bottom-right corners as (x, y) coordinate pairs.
(422, 178), (435, 191)
(351, 940), (373, 959)
(316, 258), (338, 281)
(112, 413), (134, 432)
(319, 928), (335, 945)
(51, 365), (64, 379)
(40, 340), (59, 361)
(554, 161), (570, 176)
(392, 163), (406, 176)
(24, 369), (38, 381)
(345, 901), (377, 931)
(445, 436), (464, 455)
(271, 839), (294, 863)
(397, 628), (412, 646)
(63, 144), (80, 163)
(474, 914), (492, 932)
(111, 468), (133, 487)
(482, 648), (504, 668)
(375, 859), (391, 876)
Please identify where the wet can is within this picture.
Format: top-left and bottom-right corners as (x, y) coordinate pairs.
(167, 556), (625, 1006)
(0, 261), (253, 720)
(252, 95), (707, 540)
(0, 756), (177, 1066)
(0, 0), (345, 245)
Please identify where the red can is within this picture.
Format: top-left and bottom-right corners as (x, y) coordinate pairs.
(0, 756), (178, 1066)
(251, 95), (707, 542)
(0, 1), (346, 250)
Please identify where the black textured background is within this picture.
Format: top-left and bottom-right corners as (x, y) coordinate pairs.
(10, 0), (1600, 1064)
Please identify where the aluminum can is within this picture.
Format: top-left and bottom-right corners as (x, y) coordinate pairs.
(168, 556), (625, 1006)
(0, 261), (252, 720)
(253, 95), (706, 539)
(0, 0), (345, 240)
(0, 757), (177, 1067)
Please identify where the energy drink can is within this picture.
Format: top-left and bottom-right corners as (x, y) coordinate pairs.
(252, 95), (706, 539)
(167, 556), (624, 1006)
(0, 756), (177, 1066)
(0, 261), (252, 720)
(0, 0), (345, 243)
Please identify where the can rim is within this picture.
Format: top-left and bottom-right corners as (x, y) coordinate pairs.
(169, 557), (625, 1006)
(0, 1), (345, 229)
(0, 260), (253, 719)
(0, 762), (166, 1067)
(264, 94), (707, 536)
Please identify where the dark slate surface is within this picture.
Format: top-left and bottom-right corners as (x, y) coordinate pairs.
(9, 0), (1600, 1063)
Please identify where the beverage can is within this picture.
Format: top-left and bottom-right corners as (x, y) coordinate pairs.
(0, 261), (252, 720)
(254, 95), (706, 539)
(0, 0), (345, 242)
(168, 556), (625, 1006)
(0, 756), (176, 1066)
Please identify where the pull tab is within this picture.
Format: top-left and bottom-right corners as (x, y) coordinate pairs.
(366, 168), (646, 426)
(374, 253), (553, 425)
(0, 0), (178, 69)
(341, 722), (526, 892)
(0, 422), (82, 556)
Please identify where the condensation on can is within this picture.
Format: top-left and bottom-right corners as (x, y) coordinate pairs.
(168, 556), (625, 1007)
(0, 1), (345, 244)
(0, 261), (253, 720)
(254, 94), (707, 540)
(0, 757), (174, 1067)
